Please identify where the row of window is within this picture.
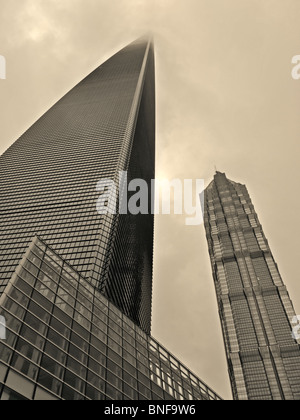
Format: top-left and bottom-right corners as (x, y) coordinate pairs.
(0, 238), (220, 402)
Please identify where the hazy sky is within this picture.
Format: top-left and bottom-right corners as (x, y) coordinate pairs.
(1, 0), (300, 400)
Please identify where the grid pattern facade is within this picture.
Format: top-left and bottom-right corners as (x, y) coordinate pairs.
(0, 38), (155, 334)
(0, 237), (221, 401)
(204, 172), (300, 400)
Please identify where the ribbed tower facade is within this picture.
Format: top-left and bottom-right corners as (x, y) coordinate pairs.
(0, 39), (222, 401)
(204, 172), (300, 400)
(0, 37), (155, 335)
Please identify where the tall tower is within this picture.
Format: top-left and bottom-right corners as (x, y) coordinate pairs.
(0, 39), (222, 401)
(204, 172), (300, 400)
(0, 37), (155, 334)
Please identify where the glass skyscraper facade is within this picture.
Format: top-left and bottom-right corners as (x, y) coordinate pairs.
(0, 37), (155, 335)
(0, 38), (221, 401)
(204, 172), (300, 400)
(0, 237), (221, 401)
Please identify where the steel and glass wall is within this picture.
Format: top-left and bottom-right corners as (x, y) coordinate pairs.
(204, 172), (300, 400)
(0, 237), (221, 401)
(0, 38), (155, 334)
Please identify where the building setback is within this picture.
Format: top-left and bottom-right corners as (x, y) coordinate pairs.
(204, 171), (300, 400)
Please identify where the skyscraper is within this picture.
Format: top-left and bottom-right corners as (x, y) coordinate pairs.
(0, 38), (221, 401)
(0, 37), (155, 335)
(204, 172), (300, 400)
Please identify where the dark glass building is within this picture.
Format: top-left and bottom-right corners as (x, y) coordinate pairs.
(0, 237), (221, 400)
(0, 38), (222, 400)
(0, 37), (155, 335)
(204, 172), (300, 400)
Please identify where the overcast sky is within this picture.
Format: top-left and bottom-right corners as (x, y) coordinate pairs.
(1, 0), (300, 400)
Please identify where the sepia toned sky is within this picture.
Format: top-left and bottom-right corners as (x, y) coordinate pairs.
(0, 0), (300, 400)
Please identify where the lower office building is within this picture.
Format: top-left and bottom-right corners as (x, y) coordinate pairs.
(0, 237), (221, 401)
